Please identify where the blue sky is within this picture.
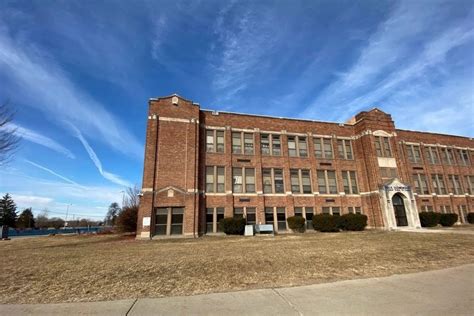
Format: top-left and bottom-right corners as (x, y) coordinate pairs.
(0, 0), (473, 220)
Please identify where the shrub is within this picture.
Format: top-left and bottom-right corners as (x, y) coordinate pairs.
(116, 206), (138, 233)
(338, 213), (368, 231)
(312, 214), (340, 232)
(219, 217), (246, 235)
(467, 213), (474, 224)
(439, 213), (458, 227)
(287, 216), (305, 232)
(418, 211), (441, 227)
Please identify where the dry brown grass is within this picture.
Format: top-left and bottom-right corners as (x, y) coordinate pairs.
(1, 231), (473, 304)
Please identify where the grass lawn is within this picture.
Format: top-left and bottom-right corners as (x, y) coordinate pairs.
(1, 231), (473, 304)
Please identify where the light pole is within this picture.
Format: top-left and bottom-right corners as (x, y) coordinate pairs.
(64, 204), (71, 229)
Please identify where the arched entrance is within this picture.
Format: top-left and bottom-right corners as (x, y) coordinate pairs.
(392, 194), (408, 227)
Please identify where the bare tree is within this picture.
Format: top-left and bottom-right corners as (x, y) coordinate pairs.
(0, 102), (20, 164)
(124, 185), (140, 208)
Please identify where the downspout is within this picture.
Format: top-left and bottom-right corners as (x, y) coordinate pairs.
(150, 114), (159, 239)
(361, 135), (378, 228)
(193, 118), (199, 238)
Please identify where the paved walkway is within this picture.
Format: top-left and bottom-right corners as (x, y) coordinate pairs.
(2, 264), (473, 315)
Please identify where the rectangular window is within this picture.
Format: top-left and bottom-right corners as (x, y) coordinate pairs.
(206, 207), (225, 234)
(290, 169), (312, 194)
(465, 175), (474, 194)
(342, 171), (358, 194)
(425, 146), (440, 164)
(458, 205), (468, 223)
(276, 207), (286, 231)
(457, 149), (470, 166)
(233, 207), (244, 218)
(348, 207), (363, 214)
(246, 207), (256, 225)
(322, 206), (340, 215)
(440, 205), (451, 214)
(263, 168), (285, 194)
(261, 134), (270, 155)
(272, 135), (281, 156)
(261, 133), (282, 156)
(421, 205), (433, 212)
(206, 129), (225, 153)
(314, 137), (333, 159)
(233, 167), (255, 193)
(206, 166), (225, 193)
(232, 132), (254, 155)
(448, 175), (462, 195)
(337, 139), (353, 160)
(265, 207), (274, 226)
(431, 174), (447, 195)
(294, 207), (303, 217)
(412, 173), (429, 195)
(170, 207), (184, 235)
(440, 147), (454, 165)
(375, 136), (392, 157)
(265, 207), (286, 231)
(317, 170), (337, 194)
(155, 207), (168, 236)
(332, 207), (340, 216)
(406, 144), (422, 163)
(288, 135), (308, 157)
(304, 207), (314, 229)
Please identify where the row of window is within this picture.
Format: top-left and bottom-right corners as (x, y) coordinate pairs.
(205, 206), (363, 233)
(405, 144), (471, 166)
(206, 130), (355, 160)
(419, 205), (469, 223)
(206, 167), (360, 194)
(412, 174), (474, 195)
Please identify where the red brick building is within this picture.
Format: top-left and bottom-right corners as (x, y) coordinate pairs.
(137, 94), (474, 238)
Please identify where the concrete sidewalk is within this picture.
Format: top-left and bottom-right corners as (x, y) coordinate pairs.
(2, 264), (473, 315)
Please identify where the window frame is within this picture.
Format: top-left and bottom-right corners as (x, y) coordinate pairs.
(232, 167), (256, 193)
(290, 169), (312, 194)
(206, 129), (225, 153)
(288, 135), (308, 157)
(337, 139), (353, 160)
(375, 136), (392, 157)
(232, 131), (254, 155)
(262, 168), (285, 194)
(317, 169), (338, 194)
(205, 166), (226, 193)
(412, 173), (429, 195)
(342, 170), (359, 194)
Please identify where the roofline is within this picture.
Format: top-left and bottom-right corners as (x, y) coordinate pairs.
(149, 93), (197, 105)
(396, 128), (473, 141)
(200, 109), (349, 127)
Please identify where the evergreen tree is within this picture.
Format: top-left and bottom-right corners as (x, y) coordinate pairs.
(17, 208), (35, 229)
(0, 193), (17, 227)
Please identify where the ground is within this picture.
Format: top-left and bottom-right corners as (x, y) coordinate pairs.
(1, 230), (473, 304)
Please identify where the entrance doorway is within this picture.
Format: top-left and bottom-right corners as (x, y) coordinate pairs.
(155, 207), (184, 236)
(392, 194), (408, 227)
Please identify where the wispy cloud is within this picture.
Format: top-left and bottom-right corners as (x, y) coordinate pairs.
(70, 124), (131, 187)
(24, 159), (84, 188)
(0, 24), (143, 159)
(11, 123), (75, 159)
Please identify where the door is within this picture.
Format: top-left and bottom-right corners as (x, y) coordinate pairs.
(392, 194), (408, 227)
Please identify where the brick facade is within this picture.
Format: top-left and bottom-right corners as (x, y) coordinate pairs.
(137, 94), (474, 238)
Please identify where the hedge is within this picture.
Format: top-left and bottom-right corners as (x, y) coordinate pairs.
(439, 213), (458, 227)
(418, 211), (441, 227)
(467, 213), (474, 224)
(219, 217), (246, 235)
(312, 214), (339, 232)
(287, 216), (305, 232)
(338, 213), (368, 231)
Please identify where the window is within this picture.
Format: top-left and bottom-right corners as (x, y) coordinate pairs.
(448, 175), (463, 195)
(205, 166), (225, 193)
(421, 205), (433, 212)
(458, 205), (468, 223)
(440, 205), (451, 214)
(424, 146), (440, 164)
(294, 207), (314, 229)
(457, 149), (470, 166)
(265, 207), (286, 231)
(232, 167), (255, 193)
(206, 207), (225, 233)
(314, 137), (333, 159)
(155, 207), (184, 236)
(245, 207), (256, 225)
(262, 168), (284, 194)
(206, 129), (225, 153)
(342, 171), (358, 194)
(440, 147), (454, 165)
(288, 135), (308, 157)
(464, 175), (474, 194)
(232, 132), (254, 154)
(290, 169), (312, 194)
(406, 144), (422, 163)
(431, 174), (447, 195)
(337, 139), (353, 160)
(380, 168), (398, 181)
(348, 207), (362, 214)
(374, 136), (392, 157)
(412, 174), (429, 195)
(322, 206), (340, 215)
(317, 170), (337, 194)
(233, 207), (244, 218)
(260, 134), (282, 156)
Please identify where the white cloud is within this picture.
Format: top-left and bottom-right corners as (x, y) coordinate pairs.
(71, 124), (131, 187)
(10, 123), (75, 159)
(24, 159), (84, 188)
(0, 25), (143, 159)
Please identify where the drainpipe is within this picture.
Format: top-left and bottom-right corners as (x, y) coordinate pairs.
(150, 114), (159, 239)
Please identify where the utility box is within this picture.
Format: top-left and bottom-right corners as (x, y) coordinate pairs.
(244, 225), (254, 236)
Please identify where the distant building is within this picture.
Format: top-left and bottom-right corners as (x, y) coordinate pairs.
(137, 94), (473, 238)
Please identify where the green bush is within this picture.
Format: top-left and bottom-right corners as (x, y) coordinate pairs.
(467, 213), (474, 224)
(219, 217), (246, 235)
(287, 216), (305, 232)
(439, 213), (458, 227)
(419, 211), (441, 227)
(338, 213), (368, 231)
(312, 214), (340, 232)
